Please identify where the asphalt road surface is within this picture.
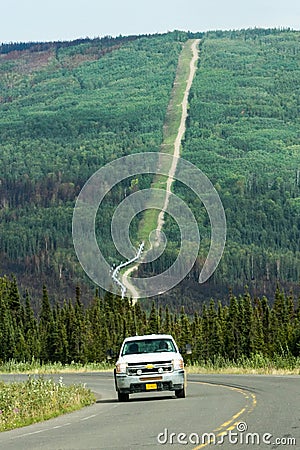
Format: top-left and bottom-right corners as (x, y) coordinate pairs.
(0, 372), (299, 449)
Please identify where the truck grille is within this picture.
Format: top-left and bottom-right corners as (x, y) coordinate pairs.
(127, 361), (173, 375)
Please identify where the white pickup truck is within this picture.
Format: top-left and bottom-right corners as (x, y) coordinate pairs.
(114, 334), (186, 401)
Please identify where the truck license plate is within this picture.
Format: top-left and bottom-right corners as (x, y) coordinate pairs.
(146, 383), (157, 390)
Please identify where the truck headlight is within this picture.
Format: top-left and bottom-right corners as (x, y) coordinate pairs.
(116, 362), (127, 373)
(172, 358), (184, 370)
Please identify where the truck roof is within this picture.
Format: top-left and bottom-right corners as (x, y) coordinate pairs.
(123, 334), (174, 342)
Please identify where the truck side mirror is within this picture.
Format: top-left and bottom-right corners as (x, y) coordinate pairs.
(179, 344), (192, 355)
(106, 349), (115, 360)
(185, 344), (192, 355)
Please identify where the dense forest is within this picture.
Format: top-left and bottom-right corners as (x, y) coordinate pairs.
(158, 28), (300, 305)
(0, 31), (190, 300)
(195, 30), (300, 297)
(0, 28), (299, 308)
(0, 276), (299, 364)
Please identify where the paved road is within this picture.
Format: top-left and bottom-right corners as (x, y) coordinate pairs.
(0, 373), (299, 449)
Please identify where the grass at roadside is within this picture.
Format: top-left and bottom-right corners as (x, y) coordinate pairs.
(1, 354), (299, 377)
(0, 359), (113, 374)
(186, 354), (300, 376)
(0, 376), (95, 432)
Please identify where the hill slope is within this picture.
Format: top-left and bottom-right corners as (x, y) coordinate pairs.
(0, 31), (189, 301)
(0, 29), (299, 307)
(181, 29), (300, 302)
(138, 29), (300, 310)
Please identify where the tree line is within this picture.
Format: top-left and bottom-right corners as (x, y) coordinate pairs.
(0, 276), (299, 364)
(0, 35), (139, 55)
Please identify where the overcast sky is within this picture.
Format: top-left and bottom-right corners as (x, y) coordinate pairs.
(2, 0), (300, 43)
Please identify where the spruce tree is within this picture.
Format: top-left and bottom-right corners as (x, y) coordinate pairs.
(39, 285), (53, 362)
(148, 302), (158, 333)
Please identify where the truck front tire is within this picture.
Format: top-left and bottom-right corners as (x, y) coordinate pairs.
(175, 386), (185, 398)
(117, 391), (129, 402)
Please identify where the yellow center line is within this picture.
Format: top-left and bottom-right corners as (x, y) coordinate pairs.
(188, 381), (257, 450)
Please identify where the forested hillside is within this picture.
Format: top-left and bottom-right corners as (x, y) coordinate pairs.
(0, 31), (189, 300)
(164, 28), (300, 306)
(140, 29), (300, 309)
(0, 28), (299, 308)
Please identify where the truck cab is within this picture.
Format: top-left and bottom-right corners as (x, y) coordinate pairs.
(114, 334), (186, 401)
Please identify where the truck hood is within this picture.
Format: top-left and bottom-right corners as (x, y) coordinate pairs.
(117, 352), (180, 364)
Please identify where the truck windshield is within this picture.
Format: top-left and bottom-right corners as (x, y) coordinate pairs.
(122, 338), (176, 355)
